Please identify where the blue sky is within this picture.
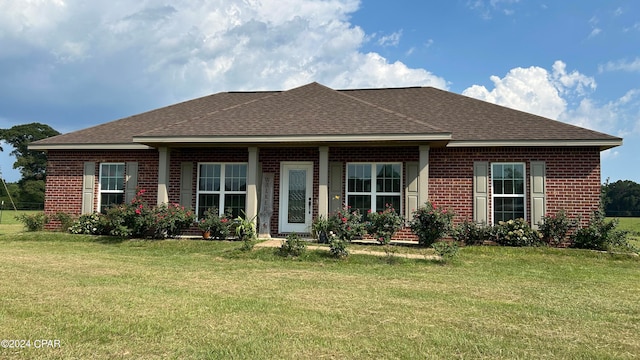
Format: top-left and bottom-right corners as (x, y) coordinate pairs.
(0, 0), (638, 183)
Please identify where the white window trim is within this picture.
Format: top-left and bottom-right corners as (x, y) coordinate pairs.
(196, 162), (248, 217)
(98, 162), (125, 211)
(345, 162), (403, 214)
(491, 162), (527, 224)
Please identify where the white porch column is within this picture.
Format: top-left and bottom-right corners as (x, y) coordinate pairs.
(246, 147), (259, 225)
(157, 147), (170, 205)
(318, 146), (329, 218)
(418, 145), (430, 205)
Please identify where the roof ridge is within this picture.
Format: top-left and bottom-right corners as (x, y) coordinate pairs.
(136, 91), (279, 136)
(334, 86), (449, 133)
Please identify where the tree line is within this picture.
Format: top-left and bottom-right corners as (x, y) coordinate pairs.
(602, 179), (640, 217)
(0, 123), (59, 209)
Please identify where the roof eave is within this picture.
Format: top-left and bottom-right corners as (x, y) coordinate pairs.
(28, 143), (154, 151)
(132, 133), (453, 144)
(447, 139), (623, 151)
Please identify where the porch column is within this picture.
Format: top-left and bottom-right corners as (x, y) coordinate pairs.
(418, 145), (430, 205)
(246, 147), (259, 225)
(157, 147), (170, 205)
(318, 146), (329, 218)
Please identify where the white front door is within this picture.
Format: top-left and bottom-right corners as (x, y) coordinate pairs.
(279, 162), (313, 233)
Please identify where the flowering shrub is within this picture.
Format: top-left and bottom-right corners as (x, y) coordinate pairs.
(69, 188), (195, 239)
(155, 202), (196, 238)
(198, 208), (231, 240)
(493, 218), (541, 247)
(69, 213), (105, 235)
(538, 210), (577, 246)
(366, 204), (404, 245)
(328, 206), (366, 242)
(451, 220), (492, 246)
(410, 202), (454, 246)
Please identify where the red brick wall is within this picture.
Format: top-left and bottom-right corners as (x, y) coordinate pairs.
(44, 149), (159, 229)
(43, 146), (601, 238)
(428, 147), (601, 228)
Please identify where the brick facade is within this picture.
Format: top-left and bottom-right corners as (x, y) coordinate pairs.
(43, 146), (602, 239)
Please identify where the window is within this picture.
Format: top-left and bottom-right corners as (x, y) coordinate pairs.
(99, 163), (125, 213)
(197, 163), (247, 218)
(346, 163), (402, 217)
(492, 163), (526, 223)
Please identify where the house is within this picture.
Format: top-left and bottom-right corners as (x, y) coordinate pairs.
(30, 82), (622, 239)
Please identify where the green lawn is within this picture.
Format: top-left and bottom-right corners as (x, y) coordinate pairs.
(611, 217), (640, 248)
(0, 232), (638, 359)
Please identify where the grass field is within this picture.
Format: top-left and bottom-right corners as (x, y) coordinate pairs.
(0, 231), (638, 359)
(613, 217), (640, 247)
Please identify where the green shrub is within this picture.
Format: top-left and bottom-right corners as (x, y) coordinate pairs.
(155, 203), (196, 238)
(68, 189), (195, 239)
(198, 208), (231, 240)
(572, 211), (630, 252)
(279, 233), (307, 257)
(493, 218), (541, 247)
(366, 204), (404, 245)
(432, 241), (459, 262)
(69, 213), (105, 235)
(452, 220), (492, 245)
(538, 210), (577, 246)
(16, 212), (49, 232)
(328, 236), (349, 258)
(233, 211), (256, 242)
(52, 212), (75, 232)
(410, 202), (454, 246)
(328, 206), (366, 242)
(311, 215), (335, 243)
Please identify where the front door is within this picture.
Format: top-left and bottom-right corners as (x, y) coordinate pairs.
(279, 162), (313, 233)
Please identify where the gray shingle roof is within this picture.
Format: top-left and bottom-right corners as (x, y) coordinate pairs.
(31, 82), (621, 149)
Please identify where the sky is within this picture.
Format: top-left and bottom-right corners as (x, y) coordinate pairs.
(0, 0), (638, 183)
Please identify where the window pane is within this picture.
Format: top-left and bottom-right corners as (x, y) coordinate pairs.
(100, 193), (123, 213)
(348, 164), (371, 192)
(376, 196), (401, 213)
(199, 164), (221, 192)
(493, 179), (503, 195)
(100, 164), (125, 191)
(493, 197), (525, 223)
(493, 164), (503, 179)
(376, 164), (400, 192)
(347, 195), (371, 218)
(225, 164), (247, 191)
(514, 180), (524, 194)
(224, 194), (246, 219)
(504, 179), (513, 194)
(198, 194), (220, 217)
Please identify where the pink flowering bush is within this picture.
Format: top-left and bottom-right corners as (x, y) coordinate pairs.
(366, 204), (404, 245)
(198, 208), (231, 240)
(70, 188), (195, 239)
(328, 205), (366, 242)
(410, 201), (455, 246)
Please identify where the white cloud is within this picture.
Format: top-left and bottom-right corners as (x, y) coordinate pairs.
(588, 27), (602, 38)
(0, 0), (447, 111)
(598, 58), (640, 73)
(377, 30), (402, 47)
(463, 62), (640, 137)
